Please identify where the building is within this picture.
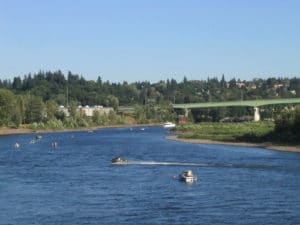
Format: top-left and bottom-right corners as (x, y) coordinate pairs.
(59, 105), (113, 117)
(79, 105), (113, 117)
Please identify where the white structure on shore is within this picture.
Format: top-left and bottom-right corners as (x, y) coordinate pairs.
(59, 105), (113, 117)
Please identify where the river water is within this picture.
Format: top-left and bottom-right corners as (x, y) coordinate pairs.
(0, 126), (299, 225)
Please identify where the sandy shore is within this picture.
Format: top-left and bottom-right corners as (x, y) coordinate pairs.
(0, 127), (91, 136)
(0, 128), (34, 136)
(165, 136), (300, 153)
(0, 124), (158, 136)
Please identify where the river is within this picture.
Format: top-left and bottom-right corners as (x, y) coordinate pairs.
(0, 126), (299, 224)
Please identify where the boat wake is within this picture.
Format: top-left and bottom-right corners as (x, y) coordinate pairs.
(124, 160), (208, 167)
(113, 160), (294, 170)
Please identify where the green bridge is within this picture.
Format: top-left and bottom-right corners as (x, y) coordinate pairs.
(172, 98), (300, 121)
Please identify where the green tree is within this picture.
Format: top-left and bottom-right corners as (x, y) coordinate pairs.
(15, 95), (30, 124)
(11, 96), (23, 128)
(68, 100), (78, 118)
(0, 89), (15, 126)
(12, 77), (22, 91)
(46, 100), (59, 120)
(25, 96), (45, 123)
(273, 106), (300, 142)
(92, 110), (102, 125)
(134, 105), (146, 124)
(106, 95), (119, 111)
(292, 106), (300, 135)
(108, 110), (121, 124)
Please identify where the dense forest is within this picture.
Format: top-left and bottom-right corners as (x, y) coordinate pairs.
(0, 70), (299, 132)
(1, 71), (299, 106)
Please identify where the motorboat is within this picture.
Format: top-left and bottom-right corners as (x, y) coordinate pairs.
(179, 170), (197, 183)
(31, 135), (42, 144)
(111, 157), (128, 164)
(163, 122), (176, 128)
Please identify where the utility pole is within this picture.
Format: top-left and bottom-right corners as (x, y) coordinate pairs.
(66, 86), (69, 107)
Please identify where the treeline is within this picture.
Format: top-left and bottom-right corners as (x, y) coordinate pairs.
(273, 106), (300, 143)
(0, 70), (299, 129)
(0, 88), (175, 129)
(1, 71), (299, 106)
(237, 106), (300, 143)
(174, 106), (300, 144)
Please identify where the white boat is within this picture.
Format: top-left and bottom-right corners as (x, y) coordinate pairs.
(179, 170), (197, 183)
(14, 143), (20, 149)
(163, 122), (176, 128)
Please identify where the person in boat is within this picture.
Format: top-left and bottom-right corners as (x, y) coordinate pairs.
(180, 170), (195, 179)
(51, 142), (58, 148)
(111, 157), (127, 163)
(184, 170), (193, 177)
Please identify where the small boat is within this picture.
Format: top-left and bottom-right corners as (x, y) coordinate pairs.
(163, 122), (176, 128)
(35, 135), (42, 140)
(14, 143), (20, 149)
(179, 170), (197, 183)
(111, 157), (128, 164)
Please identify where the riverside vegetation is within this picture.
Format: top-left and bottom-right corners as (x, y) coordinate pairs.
(173, 106), (300, 147)
(0, 70), (299, 147)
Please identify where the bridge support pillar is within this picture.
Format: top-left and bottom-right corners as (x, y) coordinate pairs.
(184, 108), (189, 118)
(254, 107), (260, 122)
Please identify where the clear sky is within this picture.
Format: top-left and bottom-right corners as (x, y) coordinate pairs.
(0, 0), (299, 83)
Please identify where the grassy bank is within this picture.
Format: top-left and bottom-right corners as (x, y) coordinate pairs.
(172, 122), (300, 148)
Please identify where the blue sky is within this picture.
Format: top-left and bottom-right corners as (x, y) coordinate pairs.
(0, 0), (299, 82)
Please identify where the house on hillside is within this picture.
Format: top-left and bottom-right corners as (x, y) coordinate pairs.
(58, 105), (113, 117)
(273, 84), (283, 90)
(78, 105), (113, 117)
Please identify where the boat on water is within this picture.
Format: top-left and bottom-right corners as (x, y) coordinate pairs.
(179, 170), (197, 183)
(30, 135), (42, 144)
(35, 135), (42, 140)
(163, 122), (176, 128)
(14, 143), (20, 149)
(111, 157), (128, 164)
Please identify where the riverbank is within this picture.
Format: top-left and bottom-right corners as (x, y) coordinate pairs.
(0, 124), (159, 136)
(165, 136), (300, 153)
(0, 128), (34, 136)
